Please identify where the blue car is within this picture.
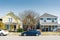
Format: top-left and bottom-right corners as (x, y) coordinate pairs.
(21, 30), (41, 36)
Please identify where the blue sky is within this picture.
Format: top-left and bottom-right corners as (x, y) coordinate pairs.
(0, 0), (60, 23)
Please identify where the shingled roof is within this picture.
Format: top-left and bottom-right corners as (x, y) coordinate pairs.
(40, 13), (57, 18)
(7, 12), (20, 20)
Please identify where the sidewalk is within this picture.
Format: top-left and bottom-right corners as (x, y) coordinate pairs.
(8, 32), (20, 35)
(8, 32), (60, 36)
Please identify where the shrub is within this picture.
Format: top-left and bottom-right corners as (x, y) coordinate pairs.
(17, 28), (24, 32)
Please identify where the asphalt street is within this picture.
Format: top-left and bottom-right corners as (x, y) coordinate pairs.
(0, 35), (60, 40)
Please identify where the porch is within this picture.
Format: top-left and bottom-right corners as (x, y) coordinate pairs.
(40, 25), (58, 32)
(5, 23), (20, 32)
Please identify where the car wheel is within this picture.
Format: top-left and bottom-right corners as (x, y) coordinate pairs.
(36, 34), (39, 36)
(0, 33), (4, 36)
(4, 34), (7, 36)
(24, 34), (26, 36)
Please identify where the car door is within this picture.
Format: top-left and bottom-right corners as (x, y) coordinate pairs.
(26, 31), (32, 36)
(29, 30), (36, 35)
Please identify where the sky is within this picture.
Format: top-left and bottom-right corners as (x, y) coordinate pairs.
(0, 0), (60, 23)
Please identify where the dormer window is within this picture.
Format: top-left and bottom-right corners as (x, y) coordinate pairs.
(9, 18), (12, 22)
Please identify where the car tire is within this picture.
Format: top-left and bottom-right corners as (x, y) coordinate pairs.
(36, 34), (39, 36)
(4, 34), (7, 36)
(0, 33), (4, 36)
(24, 34), (26, 36)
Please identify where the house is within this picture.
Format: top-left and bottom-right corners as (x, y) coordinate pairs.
(0, 18), (5, 29)
(40, 13), (58, 32)
(2, 12), (22, 31)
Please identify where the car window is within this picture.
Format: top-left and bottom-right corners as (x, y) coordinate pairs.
(0, 30), (1, 31)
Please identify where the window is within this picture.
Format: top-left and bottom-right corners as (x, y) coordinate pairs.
(55, 25), (57, 28)
(55, 18), (57, 20)
(41, 25), (44, 28)
(44, 20), (46, 22)
(52, 18), (57, 20)
(49, 26), (51, 31)
(52, 26), (55, 29)
(52, 18), (54, 22)
(6, 25), (9, 30)
(51, 18), (57, 22)
(9, 18), (12, 22)
(0, 30), (1, 31)
(42, 26), (46, 32)
(40, 18), (43, 20)
(47, 18), (51, 20)
(52, 18), (54, 20)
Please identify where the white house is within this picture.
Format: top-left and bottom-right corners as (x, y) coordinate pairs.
(40, 13), (58, 32)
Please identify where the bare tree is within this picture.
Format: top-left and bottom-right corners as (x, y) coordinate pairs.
(19, 10), (40, 31)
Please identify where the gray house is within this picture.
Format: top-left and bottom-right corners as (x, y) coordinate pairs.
(40, 13), (58, 32)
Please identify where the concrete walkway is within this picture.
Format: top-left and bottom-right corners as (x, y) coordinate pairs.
(8, 32), (60, 36)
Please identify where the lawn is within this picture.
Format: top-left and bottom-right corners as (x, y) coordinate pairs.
(41, 32), (60, 35)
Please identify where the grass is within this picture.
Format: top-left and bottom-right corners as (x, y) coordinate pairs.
(41, 32), (60, 35)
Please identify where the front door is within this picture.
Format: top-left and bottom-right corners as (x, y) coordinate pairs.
(14, 25), (16, 31)
(46, 28), (48, 32)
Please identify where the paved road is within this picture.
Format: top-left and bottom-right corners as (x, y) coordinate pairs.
(0, 35), (60, 40)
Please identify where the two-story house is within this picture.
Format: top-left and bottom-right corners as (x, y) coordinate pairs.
(40, 13), (58, 32)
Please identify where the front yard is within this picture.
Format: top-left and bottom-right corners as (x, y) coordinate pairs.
(41, 32), (60, 35)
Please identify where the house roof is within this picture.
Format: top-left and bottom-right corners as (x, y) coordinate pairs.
(40, 13), (57, 18)
(6, 12), (21, 23)
(7, 12), (20, 20)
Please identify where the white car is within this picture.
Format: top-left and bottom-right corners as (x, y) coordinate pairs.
(0, 30), (9, 36)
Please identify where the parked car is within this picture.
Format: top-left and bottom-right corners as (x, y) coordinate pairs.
(0, 30), (9, 36)
(21, 30), (41, 36)
(53, 27), (60, 32)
